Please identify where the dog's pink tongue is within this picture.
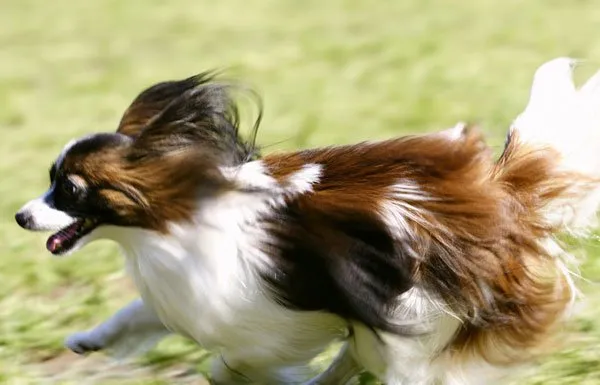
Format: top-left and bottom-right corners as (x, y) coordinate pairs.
(46, 234), (65, 253)
(46, 222), (80, 253)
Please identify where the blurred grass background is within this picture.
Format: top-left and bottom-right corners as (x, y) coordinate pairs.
(2, 0), (600, 383)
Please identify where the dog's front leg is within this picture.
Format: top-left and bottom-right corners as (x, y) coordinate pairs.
(65, 298), (170, 359)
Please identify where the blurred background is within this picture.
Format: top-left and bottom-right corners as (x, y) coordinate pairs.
(2, 0), (600, 384)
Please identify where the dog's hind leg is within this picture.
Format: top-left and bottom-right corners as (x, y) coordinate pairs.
(65, 298), (170, 359)
(304, 343), (362, 385)
(210, 354), (311, 385)
(210, 348), (323, 385)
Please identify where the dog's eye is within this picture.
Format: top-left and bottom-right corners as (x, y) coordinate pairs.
(62, 179), (79, 196)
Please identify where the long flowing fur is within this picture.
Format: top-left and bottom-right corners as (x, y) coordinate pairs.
(15, 58), (600, 385)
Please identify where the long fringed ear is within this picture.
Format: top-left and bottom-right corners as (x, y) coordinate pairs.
(126, 79), (261, 166)
(116, 72), (219, 138)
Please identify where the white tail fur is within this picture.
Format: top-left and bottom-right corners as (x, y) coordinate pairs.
(511, 57), (600, 232)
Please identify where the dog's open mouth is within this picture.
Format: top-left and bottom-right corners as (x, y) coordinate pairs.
(46, 219), (98, 255)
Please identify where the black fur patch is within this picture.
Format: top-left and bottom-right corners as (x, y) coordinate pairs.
(262, 201), (417, 335)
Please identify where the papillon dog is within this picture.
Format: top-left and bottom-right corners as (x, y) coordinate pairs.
(15, 58), (600, 385)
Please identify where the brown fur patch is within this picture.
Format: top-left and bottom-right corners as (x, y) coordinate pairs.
(263, 126), (491, 217)
(263, 127), (590, 365)
(60, 142), (228, 232)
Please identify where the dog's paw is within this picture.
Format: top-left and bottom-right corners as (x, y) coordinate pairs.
(65, 331), (105, 355)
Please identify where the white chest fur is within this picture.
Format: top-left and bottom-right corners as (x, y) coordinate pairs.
(113, 191), (345, 359)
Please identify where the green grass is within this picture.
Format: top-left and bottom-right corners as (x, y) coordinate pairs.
(2, 0), (600, 383)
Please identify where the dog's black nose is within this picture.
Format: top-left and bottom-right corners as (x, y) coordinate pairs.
(15, 212), (30, 228)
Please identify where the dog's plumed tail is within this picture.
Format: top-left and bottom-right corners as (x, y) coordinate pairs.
(508, 57), (600, 233)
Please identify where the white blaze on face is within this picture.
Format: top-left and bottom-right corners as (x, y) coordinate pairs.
(16, 136), (87, 231)
(16, 186), (76, 231)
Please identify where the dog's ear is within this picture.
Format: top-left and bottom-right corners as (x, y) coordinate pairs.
(126, 80), (255, 167)
(116, 73), (217, 138)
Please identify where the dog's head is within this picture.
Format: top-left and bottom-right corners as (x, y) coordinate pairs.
(15, 73), (260, 255)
